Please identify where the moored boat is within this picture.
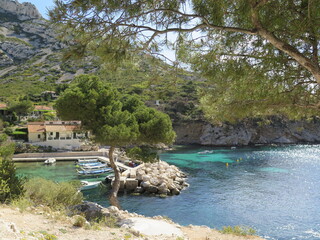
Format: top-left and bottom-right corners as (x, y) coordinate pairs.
(80, 180), (102, 191)
(77, 167), (113, 176)
(44, 158), (56, 164)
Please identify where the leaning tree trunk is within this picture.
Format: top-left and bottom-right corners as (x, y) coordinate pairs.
(108, 146), (121, 208)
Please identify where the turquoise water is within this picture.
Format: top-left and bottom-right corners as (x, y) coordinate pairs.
(15, 145), (320, 240)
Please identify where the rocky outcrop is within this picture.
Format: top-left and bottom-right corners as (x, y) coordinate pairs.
(0, 0), (41, 21)
(118, 161), (188, 196)
(134, 161), (188, 196)
(174, 117), (320, 146)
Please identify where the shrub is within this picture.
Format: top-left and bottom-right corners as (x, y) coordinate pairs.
(23, 178), (83, 210)
(72, 215), (87, 227)
(220, 226), (256, 236)
(0, 158), (24, 203)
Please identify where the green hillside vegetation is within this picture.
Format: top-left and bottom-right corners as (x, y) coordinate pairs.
(0, 50), (203, 121)
(0, 34), (32, 47)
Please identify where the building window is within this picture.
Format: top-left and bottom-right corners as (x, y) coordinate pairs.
(38, 134), (41, 139)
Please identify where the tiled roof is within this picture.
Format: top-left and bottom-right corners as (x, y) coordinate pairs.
(0, 103), (8, 109)
(46, 125), (80, 132)
(27, 122), (46, 133)
(27, 121), (81, 133)
(34, 105), (54, 111)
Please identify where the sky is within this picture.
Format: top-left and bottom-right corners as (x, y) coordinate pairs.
(21, 0), (55, 19)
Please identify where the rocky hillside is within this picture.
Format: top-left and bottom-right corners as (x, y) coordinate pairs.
(0, 0), (98, 99)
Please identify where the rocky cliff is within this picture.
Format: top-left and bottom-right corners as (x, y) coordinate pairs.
(0, 0), (41, 20)
(174, 117), (320, 146)
(0, 0), (61, 66)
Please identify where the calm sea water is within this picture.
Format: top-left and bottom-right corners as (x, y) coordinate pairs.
(15, 145), (320, 240)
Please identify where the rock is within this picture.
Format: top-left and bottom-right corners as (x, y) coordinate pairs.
(175, 177), (184, 184)
(108, 206), (120, 213)
(171, 188), (180, 195)
(142, 175), (150, 182)
(0, 0), (42, 20)
(8, 222), (18, 233)
(145, 185), (158, 194)
(140, 181), (151, 189)
(70, 202), (103, 221)
(158, 182), (170, 195)
(149, 177), (160, 186)
(125, 178), (138, 191)
(134, 186), (144, 194)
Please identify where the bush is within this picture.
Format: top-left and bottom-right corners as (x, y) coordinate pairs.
(0, 158), (24, 203)
(220, 226), (256, 236)
(23, 178), (83, 210)
(72, 215), (87, 227)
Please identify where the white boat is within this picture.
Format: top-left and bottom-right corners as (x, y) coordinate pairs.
(44, 158), (56, 164)
(77, 167), (113, 176)
(198, 150), (213, 154)
(76, 159), (99, 164)
(80, 163), (108, 170)
(80, 180), (101, 191)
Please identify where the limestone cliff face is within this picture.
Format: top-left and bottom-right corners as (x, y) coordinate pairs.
(0, 0), (41, 20)
(0, 0), (62, 67)
(174, 118), (320, 146)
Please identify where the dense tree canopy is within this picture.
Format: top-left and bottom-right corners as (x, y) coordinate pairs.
(50, 0), (320, 122)
(55, 74), (175, 205)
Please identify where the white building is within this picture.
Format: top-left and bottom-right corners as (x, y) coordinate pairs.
(27, 121), (89, 150)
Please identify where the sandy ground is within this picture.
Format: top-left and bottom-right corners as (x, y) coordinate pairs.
(0, 205), (265, 240)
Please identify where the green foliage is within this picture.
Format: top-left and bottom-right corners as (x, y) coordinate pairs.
(126, 146), (159, 163)
(50, 0), (320, 121)
(72, 215), (87, 227)
(23, 178), (83, 210)
(220, 226), (256, 236)
(55, 74), (176, 147)
(0, 34), (32, 47)
(9, 100), (34, 119)
(0, 136), (24, 203)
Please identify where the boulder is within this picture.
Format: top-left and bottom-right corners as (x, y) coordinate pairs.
(171, 188), (180, 195)
(145, 185), (158, 194)
(70, 202), (103, 221)
(134, 186), (144, 194)
(125, 178), (138, 191)
(140, 181), (151, 189)
(149, 177), (160, 186)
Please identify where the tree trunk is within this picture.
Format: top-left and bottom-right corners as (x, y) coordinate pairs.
(108, 146), (121, 208)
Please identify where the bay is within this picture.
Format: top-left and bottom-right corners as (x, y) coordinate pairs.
(15, 145), (320, 240)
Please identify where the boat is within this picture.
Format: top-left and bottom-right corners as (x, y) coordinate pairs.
(81, 163), (108, 169)
(198, 150), (213, 154)
(76, 162), (107, 168)
(44, 158), (56, 164)
(80, 180), (102, 191)
(77, 167), (113, 176)
(76, 158), (99, 164)
(105, 173), (115, 183)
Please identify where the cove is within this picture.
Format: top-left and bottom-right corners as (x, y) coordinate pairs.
(15, 145), (320, 240)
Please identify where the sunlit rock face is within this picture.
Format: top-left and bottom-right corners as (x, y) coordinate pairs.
(0, 0), (42, 20)
(174, 117), (320, 146)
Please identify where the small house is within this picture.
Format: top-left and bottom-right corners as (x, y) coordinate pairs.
(27, 121), (89, 150)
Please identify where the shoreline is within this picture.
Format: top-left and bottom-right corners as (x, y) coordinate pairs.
(0, 203), (266, 240)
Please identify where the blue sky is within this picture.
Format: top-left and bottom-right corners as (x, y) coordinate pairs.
(21, 0), (55, 19)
